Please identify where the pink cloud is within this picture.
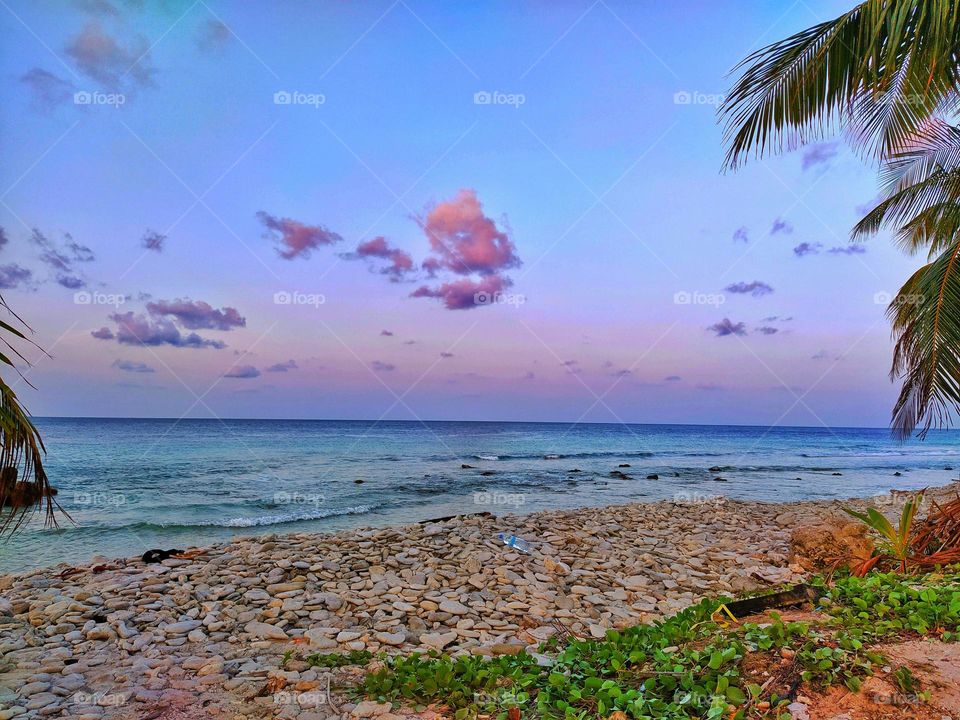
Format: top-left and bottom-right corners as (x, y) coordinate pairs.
(409, 190), (521, 310)
(102, 312), (226, 348)
(354, 236), (414, 280)
(418, 189), (519, 276)
(421, 257), (442, 277)
(65, 23), (154, 90)
(146, 298), (245, 330)
(707, 318), (747, 337)
(225, 365), (260, 379)
(265, 359), (297, 372)
(256, 210), (343, 260)
(411, 274), (511, 310)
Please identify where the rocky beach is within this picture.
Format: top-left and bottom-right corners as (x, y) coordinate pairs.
(1, 483), (957, 720)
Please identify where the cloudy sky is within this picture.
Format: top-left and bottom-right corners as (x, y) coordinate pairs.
(0, 0), (920, 427)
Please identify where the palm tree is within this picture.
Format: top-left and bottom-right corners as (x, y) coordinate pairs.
(720, 0), (960, 438)
(0, 294), (57, 533)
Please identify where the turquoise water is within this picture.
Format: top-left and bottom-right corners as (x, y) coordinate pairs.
(1, 418), (958, 573)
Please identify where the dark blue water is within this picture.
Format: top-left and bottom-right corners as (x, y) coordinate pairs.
(1, 418), (958, 573)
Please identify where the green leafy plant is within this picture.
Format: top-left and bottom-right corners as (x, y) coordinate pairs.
(844, 493), (924, 572)
(305, 649), (373, 668)
(358, 570), (960, 718)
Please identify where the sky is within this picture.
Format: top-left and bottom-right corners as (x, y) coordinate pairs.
(0, 0), (926, 427)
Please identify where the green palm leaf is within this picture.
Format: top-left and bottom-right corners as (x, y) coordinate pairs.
(722, 0), (960, 438)
(888, 240), (960, 438)
(0, 295), (59, 535)
(722, 0), (960, 169)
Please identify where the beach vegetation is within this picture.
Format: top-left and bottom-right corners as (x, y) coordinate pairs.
(359, 569), (960, 718)
(721, 0), (960, 439)
(845, 493), (960, 572)
(305, 649), (373, 668)
(844, 492), (923, 572)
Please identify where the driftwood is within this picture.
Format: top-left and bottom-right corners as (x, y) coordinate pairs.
(723, 584), (818, 619)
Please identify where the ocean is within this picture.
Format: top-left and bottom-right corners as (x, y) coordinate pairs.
(1, 418), (958, 573)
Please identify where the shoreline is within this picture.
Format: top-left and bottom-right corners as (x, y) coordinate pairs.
(2, 467), (952, 576)
(1, 482), (958, 719)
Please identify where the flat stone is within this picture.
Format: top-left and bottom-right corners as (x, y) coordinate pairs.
(352, 700), (393, 717)
(438, 599), (470, 615)
(420, 631), (457, 650)
(164, 620), (202, 635)
(375, 631), (405, 646)
(245, 621), (288, 641)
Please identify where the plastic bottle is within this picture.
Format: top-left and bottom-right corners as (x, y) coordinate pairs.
(497, 532), (531, 554)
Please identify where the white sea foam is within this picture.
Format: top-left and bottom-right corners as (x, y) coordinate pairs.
(200, 505), (372, 528)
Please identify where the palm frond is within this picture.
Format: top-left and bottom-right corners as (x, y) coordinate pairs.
(888, 240), (960, 438)
(881, 119), (960, 188)
(852, 167), (960, 254)
(721, 0), (960, 169)
(0, 379), (59, 534)
(0, 295), (60, 535)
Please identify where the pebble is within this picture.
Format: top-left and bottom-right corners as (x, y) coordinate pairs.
(375, 631), (406, 646)
(420, 631), (457, 649)
(245, 621), (288, 641)
(3, 484), (954, 720)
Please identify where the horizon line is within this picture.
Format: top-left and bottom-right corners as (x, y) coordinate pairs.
(31, 415), (917, 433)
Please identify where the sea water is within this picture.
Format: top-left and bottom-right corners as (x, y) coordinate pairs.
(1, 418), (957, 573)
